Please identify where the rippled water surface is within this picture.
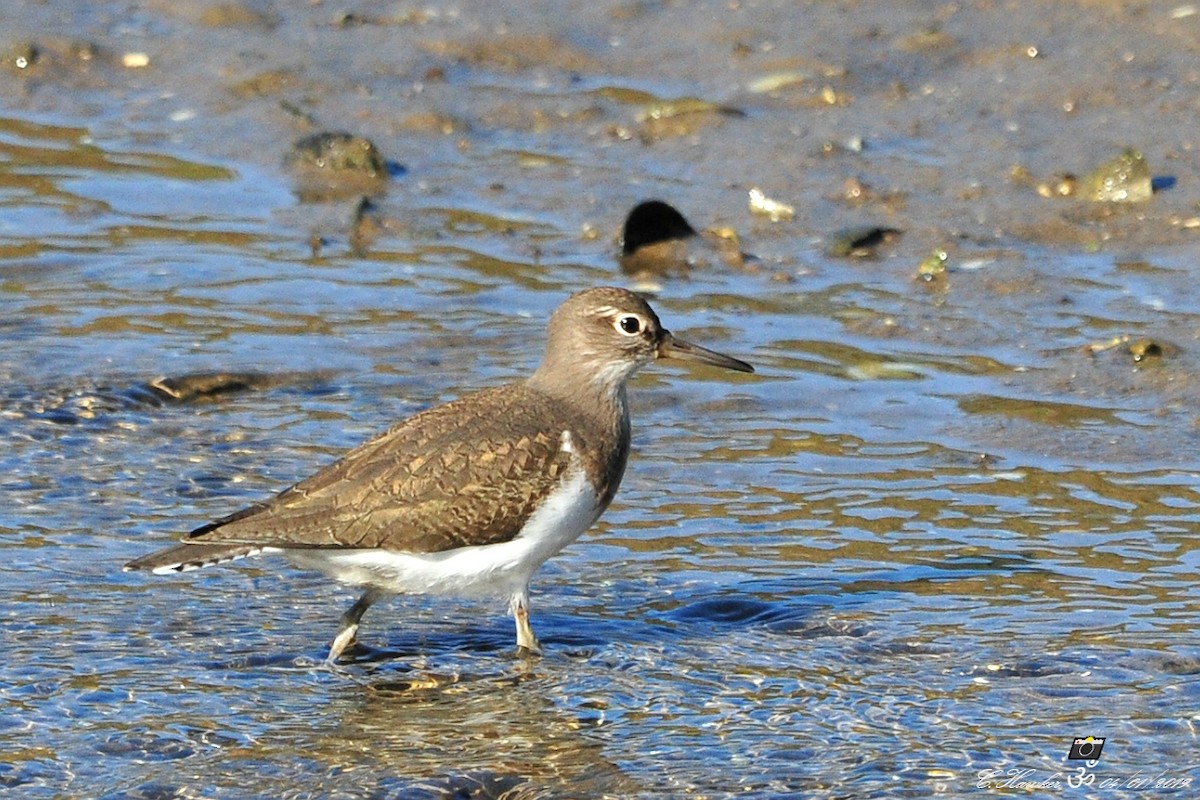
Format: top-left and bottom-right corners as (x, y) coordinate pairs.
(2, 2), (1199, 798)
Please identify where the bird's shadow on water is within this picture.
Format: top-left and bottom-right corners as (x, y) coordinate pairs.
(609, 551), (1059, 654)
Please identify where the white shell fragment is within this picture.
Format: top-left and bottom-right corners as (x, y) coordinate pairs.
(748, 188), (795, 222)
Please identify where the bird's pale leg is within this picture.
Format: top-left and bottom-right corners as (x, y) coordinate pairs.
(510, 589), (542, 656)
(327, 590), (381, 663)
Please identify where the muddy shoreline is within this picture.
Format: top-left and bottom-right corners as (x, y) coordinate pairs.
(5, 1), (1198, 254)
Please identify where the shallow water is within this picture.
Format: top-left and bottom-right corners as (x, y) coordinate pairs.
(2, 2), (1199, 798)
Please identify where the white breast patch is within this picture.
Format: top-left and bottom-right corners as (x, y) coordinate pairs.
(286, 462), (601, 600)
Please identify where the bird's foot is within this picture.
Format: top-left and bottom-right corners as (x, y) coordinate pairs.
(513, 601), (543, 656)
(516, 639), (544, 658)
(326, 624), (360, 665)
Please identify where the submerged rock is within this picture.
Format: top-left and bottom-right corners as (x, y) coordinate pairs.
(826, 225), (903, 258)
(285, 131), (391, 202)
(1082, 335), (1172, 364)
(636, 97), (744, 142)
(139, 372), (308, 403)
(6, 371), (335, 427)
(1081, 148), (1152, 203)
(1128, 338), (1165, 363)
(3, 40), (40, 71)
(1035, 173), (1078, 199)
(618, 199), (750, 278)
(2, 37), (103, 80)
(598, 86), (744, 142)
(915, 248), (949, 282)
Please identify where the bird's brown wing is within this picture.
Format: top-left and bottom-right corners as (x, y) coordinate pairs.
(185, 385), (578, 554)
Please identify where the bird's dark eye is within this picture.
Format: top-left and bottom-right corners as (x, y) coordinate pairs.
(617, 315), (642, 335)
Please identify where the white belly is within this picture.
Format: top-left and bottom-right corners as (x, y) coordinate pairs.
(286, 468), (601, 599)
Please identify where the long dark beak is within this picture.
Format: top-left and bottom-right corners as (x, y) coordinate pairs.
(658, 331), (754, 373)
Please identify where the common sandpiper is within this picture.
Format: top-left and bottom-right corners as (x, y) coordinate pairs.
(125, 286), (753, 662)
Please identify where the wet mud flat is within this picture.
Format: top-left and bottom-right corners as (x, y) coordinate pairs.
(5, 1), (1199, 244)
(5, 0), (1200, 435)
(2, 1), (1199, 798)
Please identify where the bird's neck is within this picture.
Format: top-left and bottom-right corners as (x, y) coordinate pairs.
(525, 367), (632, 506)
(528, 355), (631, 419)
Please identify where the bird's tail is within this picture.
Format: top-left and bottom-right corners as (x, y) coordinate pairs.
(124, 543), (273, 574)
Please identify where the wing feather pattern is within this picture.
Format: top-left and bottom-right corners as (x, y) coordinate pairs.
(185, 385), (581, 554)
